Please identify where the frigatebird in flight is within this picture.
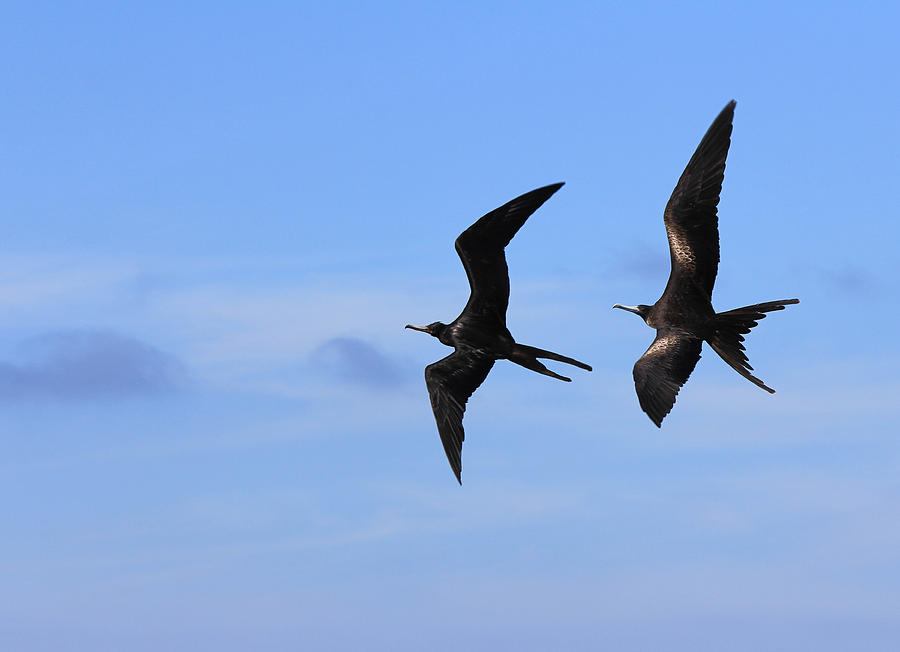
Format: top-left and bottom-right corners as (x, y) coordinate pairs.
(613, 101), (798, 427)
(407, 183), (592, 483)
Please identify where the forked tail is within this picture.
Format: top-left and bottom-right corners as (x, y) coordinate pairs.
(508, 343), (592, 382)
(707, 298), (799, 393)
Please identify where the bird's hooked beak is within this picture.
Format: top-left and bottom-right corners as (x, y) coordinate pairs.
(612, 303), (642, 316)
(405, 324), (431, 334)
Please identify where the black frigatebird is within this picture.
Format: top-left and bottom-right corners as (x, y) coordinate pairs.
(613, 101), (798, 427)
(406, 183), (592, 483)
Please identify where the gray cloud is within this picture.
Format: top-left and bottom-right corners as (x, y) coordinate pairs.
(0, 330), (187, 400)
(614, 243), (669, 280)
(822, 263), (875, 296)
(308, 337), (406, 389)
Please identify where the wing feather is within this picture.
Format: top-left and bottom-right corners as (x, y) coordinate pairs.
(662, 101), (735, 299)
(453, 183), (563, 329)
(424, 350), (495, 483)
(633, 330), (702, 427)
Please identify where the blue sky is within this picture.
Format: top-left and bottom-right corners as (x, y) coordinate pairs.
(1, 2), (899, 650)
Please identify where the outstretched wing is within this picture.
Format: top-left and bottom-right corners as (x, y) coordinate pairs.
(633, 329), (703, 427)
(424, 349), (495, 484)
(453, 183), (564, 329)
(662, 101), (735, 300)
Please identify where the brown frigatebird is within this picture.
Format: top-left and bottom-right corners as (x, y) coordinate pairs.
(613, 101), (798, 427)
(406, 183), (592, 483)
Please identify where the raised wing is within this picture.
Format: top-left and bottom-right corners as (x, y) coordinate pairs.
(633, 329), (702, 427)
(662, 101), (735, 299)
(424, 349), (496, 483)
(453, 183), (564, 329)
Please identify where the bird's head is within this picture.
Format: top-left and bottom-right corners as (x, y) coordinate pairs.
(612, 303), (652, 322)
(405, 321), (447, 339)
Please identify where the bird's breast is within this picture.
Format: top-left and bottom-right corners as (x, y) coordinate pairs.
(447, 320), (511, 353)
(648, 298), (715, 334)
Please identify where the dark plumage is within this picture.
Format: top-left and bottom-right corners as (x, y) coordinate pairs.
(613, 101), (798, 426)
(406, 183), (592, 483)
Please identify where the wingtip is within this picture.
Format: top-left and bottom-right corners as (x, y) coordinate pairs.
(540, 181), (565, 195)
(451, 460), (462, 484)
(717, 100), (736, 120)
(643, 407), (665, 428)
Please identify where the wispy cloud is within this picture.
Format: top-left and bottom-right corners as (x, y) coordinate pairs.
(0, 254), (136, 319)
(0, 330), (187, 400)
(308, 337), (408, 389)
(821, 263), (876, 296)
(610, 241), (670, 281)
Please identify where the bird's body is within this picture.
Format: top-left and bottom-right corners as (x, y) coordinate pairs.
(614, 101), (798, 427)
(407, 183), (591, 483)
